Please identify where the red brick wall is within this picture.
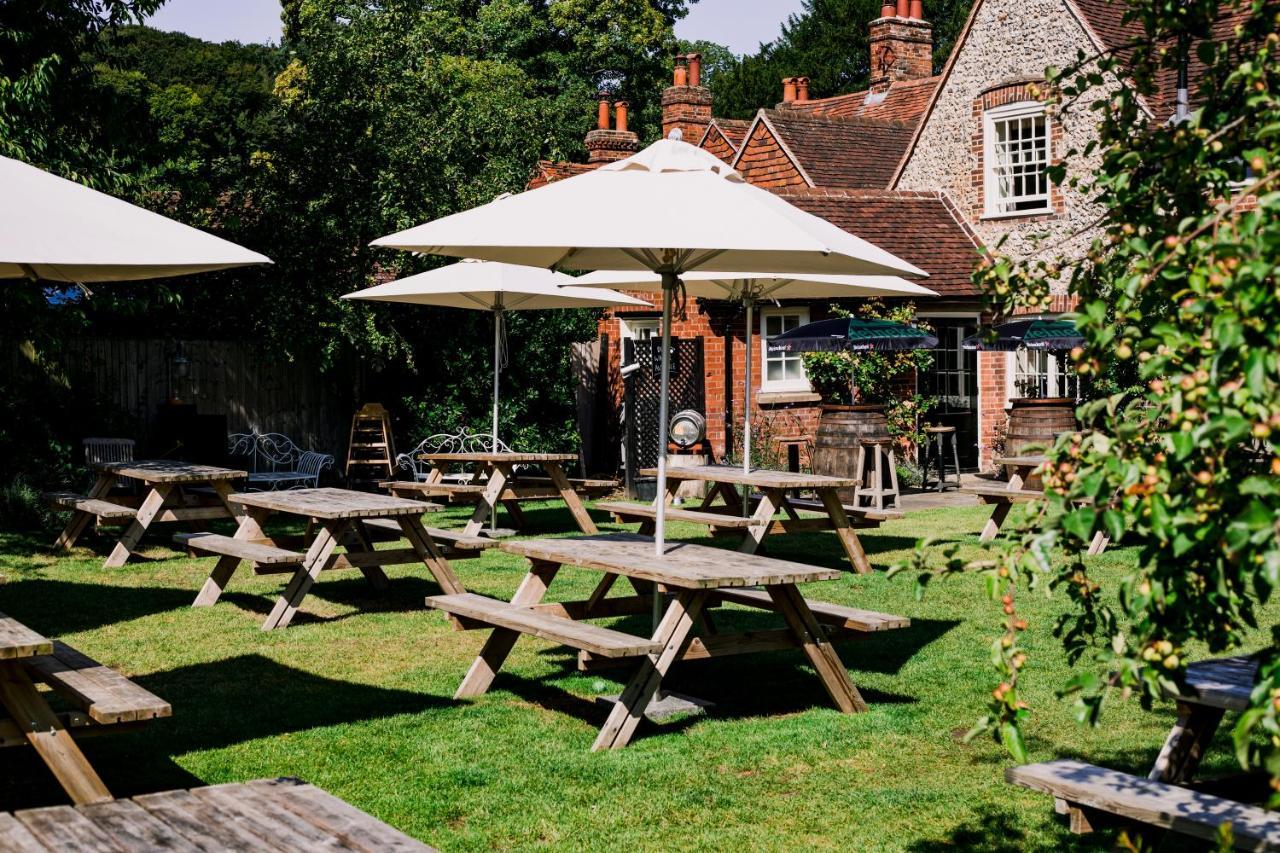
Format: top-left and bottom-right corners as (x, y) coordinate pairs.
(977, 349), (1007, 470)
(869, 16), (934, 93)
(662, 86), (713, 144)
(734, 122), (809, 189)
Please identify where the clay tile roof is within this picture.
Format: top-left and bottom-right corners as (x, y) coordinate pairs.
(711, 118), (751, 147)
(527, 160), (600, 190)
(762, 111), (916, 189)
(1070, 0), (1252, 122)
(785, 77), (940, 125)
(774, 187), (983, 296)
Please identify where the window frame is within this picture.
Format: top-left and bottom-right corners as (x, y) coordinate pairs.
(1005, 348), (1079, 402)
(983, 100), (1053, 219)
(759, 307), (812, 393)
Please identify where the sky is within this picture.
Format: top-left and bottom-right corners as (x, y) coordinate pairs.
(144, 0), (808, 55)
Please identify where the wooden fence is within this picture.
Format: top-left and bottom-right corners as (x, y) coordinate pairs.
(46, 338), (352, 455)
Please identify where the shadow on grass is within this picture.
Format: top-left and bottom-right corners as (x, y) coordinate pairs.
(903, 804), (1111, 852)
(0, 653), (453, 809)
(0, 579), (194, 635)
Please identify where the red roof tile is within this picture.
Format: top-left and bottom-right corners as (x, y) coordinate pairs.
(786, 77), (940, 125)
(753, 111), (916, 189)
(527, 160), (600, 190)
(774, 187), (983, 296)
(710, 118), (751, 147)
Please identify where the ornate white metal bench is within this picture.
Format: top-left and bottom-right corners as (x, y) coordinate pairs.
(396, 430), (511, 482)
(227, 432), (335, 491)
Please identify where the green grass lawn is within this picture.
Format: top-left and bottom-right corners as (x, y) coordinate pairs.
(0, 498), (1270, 850)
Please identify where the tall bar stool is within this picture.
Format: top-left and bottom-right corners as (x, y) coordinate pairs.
(854, 437), (900, 510)
(921, 425), (961, 492)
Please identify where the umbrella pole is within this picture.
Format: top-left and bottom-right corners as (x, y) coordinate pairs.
(492, 304), (502, 533)
(742, 297), (754, 517)
(654, 272), (677, 557)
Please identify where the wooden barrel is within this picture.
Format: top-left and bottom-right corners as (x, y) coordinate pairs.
(1006, 398), (1076, 457)
(812, 405), (890, 501)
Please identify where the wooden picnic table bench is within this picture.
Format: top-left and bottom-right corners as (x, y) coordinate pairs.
(49, 460), (248, 568)
(960, 455), (1109, 554)
(427, 532), (909, 750)
(604, 465), (897, 574)
(1008, 656), (1274, 847)
(0, 777), (434, 851)
(0, 612), (170, 805)
(386, 451), (605, 537)
(183, 487), (465, 630)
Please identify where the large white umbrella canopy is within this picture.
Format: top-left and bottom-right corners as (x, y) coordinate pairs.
(371, 135), (927, 555)
(342, 260), (647, 452)
(0, 155), (271, 282)
(573, 270), (937, 474)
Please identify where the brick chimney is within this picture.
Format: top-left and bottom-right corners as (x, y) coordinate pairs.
(662, 52), (713, 143)
(585, 94), (640, 163)
(869, 0), (933, 93)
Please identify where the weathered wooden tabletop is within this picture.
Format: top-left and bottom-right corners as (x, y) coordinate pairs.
(0, 612), (53, 660)
(1174, 656), (1257, 711)
(638, 464), (859, 490)
(419, 452), (578, 464)
(229, 487), (437, 520)
(500, 532), (842, 588)
(0, 777), (435, 851)
(994, 455), (1048, 468)
(93, 459), (248, 483)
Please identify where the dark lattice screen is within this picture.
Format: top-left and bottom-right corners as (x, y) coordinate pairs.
(624, 337), (705, 469)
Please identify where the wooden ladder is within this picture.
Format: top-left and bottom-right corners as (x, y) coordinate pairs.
(345, 403), (396, 491)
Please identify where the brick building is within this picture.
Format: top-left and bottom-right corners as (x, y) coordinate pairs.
(534, 0), (1232, 472)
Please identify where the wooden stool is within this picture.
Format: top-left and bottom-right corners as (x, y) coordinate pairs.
(921, 425), (960, 492)
(854, 438), (900, 510)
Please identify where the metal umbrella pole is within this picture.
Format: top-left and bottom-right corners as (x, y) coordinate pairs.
(654, 272), (677, 557)
(490, 297), (503, 533)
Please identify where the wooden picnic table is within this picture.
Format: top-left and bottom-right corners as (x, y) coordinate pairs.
(1009, 656), (1280, 847)
(961, 455), (1109, 554)
(52, 459), (248, 568)
(599, 464), (900, 574)
(186, 487), (466, 631)
(386, 451), (601, 537)
(0, 612), (170, 805)
(426, 532), (910, 750)
(0, 777), (435, 850)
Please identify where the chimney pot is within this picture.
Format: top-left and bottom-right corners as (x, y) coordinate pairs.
(881, 1), (895, 15)
(895, 0), (910, 17)
(673, 55), (688, 87)
(687, 53), (702, 88)
(796, 76), (810, 102)
(613, 100), (629, 133)
(596, 93), (610, 131)
(782, 76), (798, 103)
(909, 0), (923, 17)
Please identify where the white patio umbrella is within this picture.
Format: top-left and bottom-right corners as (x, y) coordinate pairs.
(1, 155), (270, 282)
(372, 135), (927, 555)
(341, 260), (648, 452)
(573, 270), (937, 475)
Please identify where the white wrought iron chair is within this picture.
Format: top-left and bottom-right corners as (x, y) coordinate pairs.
(227, 432), (335, 491)
(396, 429), (511, 482)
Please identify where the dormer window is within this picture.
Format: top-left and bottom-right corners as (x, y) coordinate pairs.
(983, 101), (1051, 217)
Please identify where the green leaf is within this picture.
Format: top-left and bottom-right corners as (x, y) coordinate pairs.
(1000, 721), (1028, 763)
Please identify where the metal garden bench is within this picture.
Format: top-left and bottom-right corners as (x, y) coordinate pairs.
(227, 431), (335, 491)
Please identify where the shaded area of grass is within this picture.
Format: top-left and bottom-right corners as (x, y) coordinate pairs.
(0, 499), (1270, 850)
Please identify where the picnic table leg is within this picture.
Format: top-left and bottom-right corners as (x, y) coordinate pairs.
(739, 488), (782, 554)
(544, 462), (598, 534)
(53, 472), (117, 551)
(104, 483), (174, 568)
(462, 463), (510, 537)
(344, 521), (390, 591)
(979, 501), (1013, 542)
(398, 516), (465, 595)
(192, 508), (271, 607)
(593, 589), (707, 751)
(456, 560), (560, 698)
(1148, 701), (1225, 783)
(1087, 531), (1110, 555)
(210, 480), (246, 522)
(767, 584), (868, 713)
(262, 520), (347, 631)
(0, 661), (112, 805)
(818, 488), (873, 575)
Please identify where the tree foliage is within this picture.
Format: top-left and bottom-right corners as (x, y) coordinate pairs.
(894, 0), (1280, 781)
